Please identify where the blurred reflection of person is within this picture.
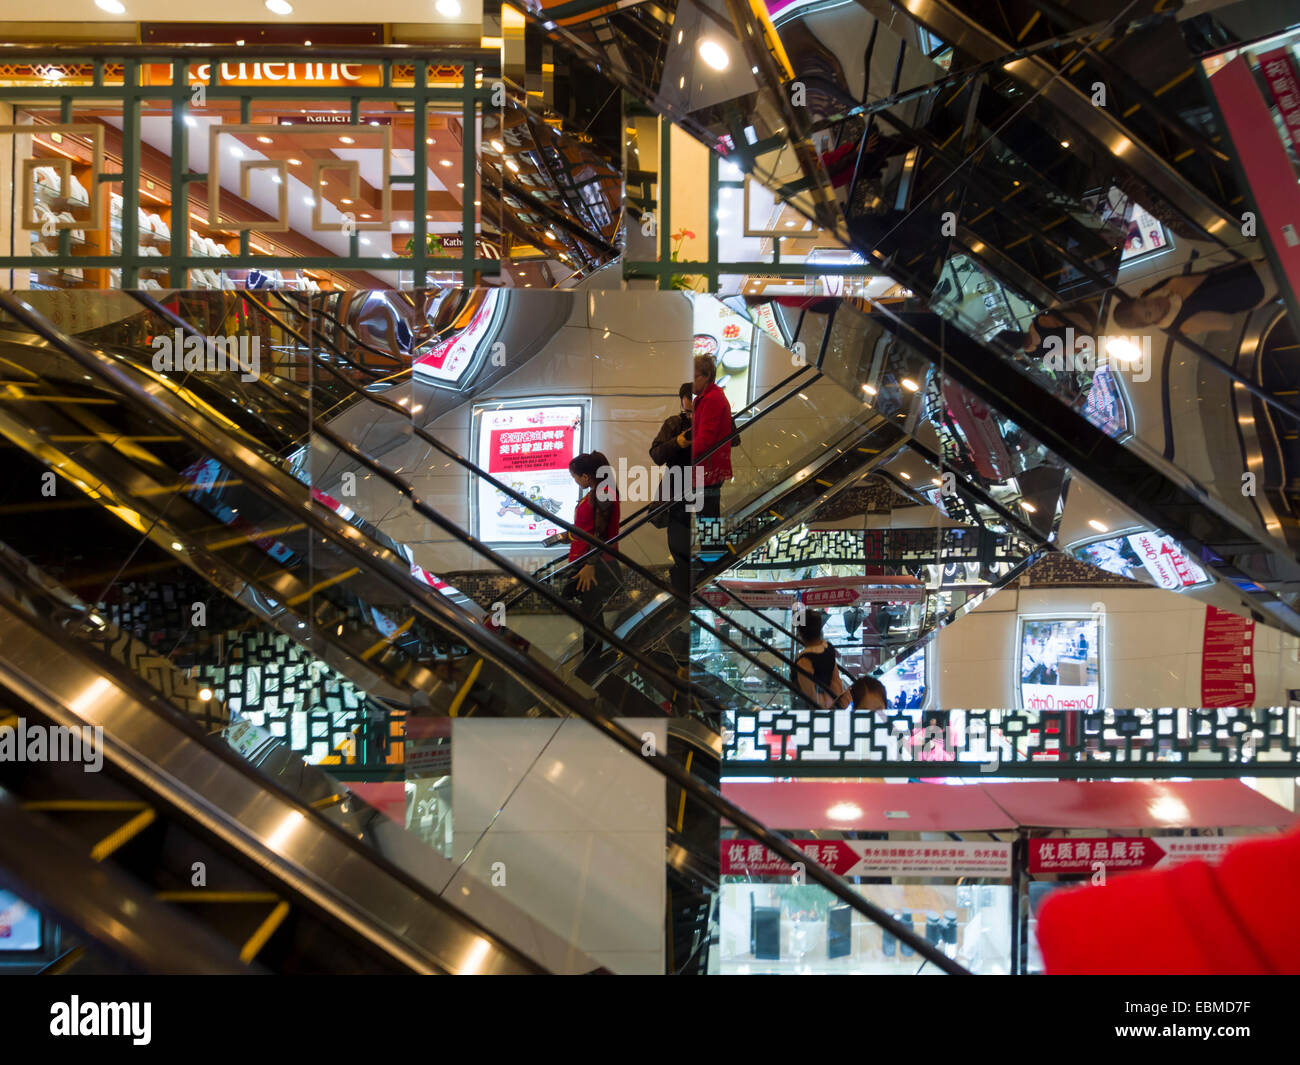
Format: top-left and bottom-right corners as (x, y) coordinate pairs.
(1112, 260), (1268, 337)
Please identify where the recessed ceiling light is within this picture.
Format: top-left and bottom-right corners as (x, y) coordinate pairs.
(303, 196), (314, 205)
(456, 182), (465, 188)
(265, 0), (292, 13)
(198, 688), (213, 701)
(288, 158), (302, 165)
(473, 200), (480, 206)
(1088, 519), (1108, 532)
(490, 139), (504, 153)
(544, 230), (556, 239)
(340, 198), (353, 205)
(699, 40), (729, 70)
(506, 159), (520, 172)
(94, 0), (126, 13)
(901, 377), (919, 391)
(257, 135), (272, 143)
(171, 541), (183, 550)
(235, 39), (245, 45)
(899, 472), (911, 480)
(426, 137), (434, 145)
(861, 383), (877, 395)
(304, 40), (311, 46)
(436, 0), (461, 15)
(440, 158), (453, 167)
(1060, 139), (1070, 148)
(338, 135), (354, 144)
(360, 213), (371, 219)
(1021, 501), (1037, 513)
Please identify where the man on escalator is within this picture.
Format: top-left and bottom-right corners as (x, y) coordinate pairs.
(691, 354), (734, 522)
(650, 381), (694, 599)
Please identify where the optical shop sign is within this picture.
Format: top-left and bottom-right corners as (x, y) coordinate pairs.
(1029, 836), (1233, 875)
(722, 840), (1012, 879)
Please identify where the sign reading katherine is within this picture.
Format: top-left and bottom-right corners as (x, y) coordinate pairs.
(146, 62), (384, 87)
(722, 839), (1012, 879)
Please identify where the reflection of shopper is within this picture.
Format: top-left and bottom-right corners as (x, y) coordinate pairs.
(564, 452), (622, 678)
(792, 610), (847, 710)
(692, 354), (734, 519)
(1112, 260), (1267, 336)
(851, 675), (888, 711)
(650, 382), (694, 598)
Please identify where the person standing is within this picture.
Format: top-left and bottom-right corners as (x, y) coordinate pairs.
(691, 354), (734, 519)
(792, 610), (847, 710)
(649, 382), (694, 598)
(563, 451), (621, 679)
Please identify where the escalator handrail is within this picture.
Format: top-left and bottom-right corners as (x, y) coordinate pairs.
(0, 289), (968, 974)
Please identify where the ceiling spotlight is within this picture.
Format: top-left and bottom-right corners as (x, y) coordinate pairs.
(456, 182), (465, 189)
(506, 159), (520, 172)
(1060, 139), (1070, 148)
(699, 39), (730, 71)
(171, 541), (183, 550)
(338, 135), (354, 144)
(544, 229), (556, 239)
(265, 0), (293, 13)
(440, 158), (453, 167)
(288, 158), (302, 165)
(340, 198), (353, 205)
(490, 139), (505, 153)
(899, 472), (911, 480)
(861, 383), (877, 395)
(900, 377), (919, 392)
(95, 0), (126, 13)
(1087, 519), (1108, 532)
(198, 688), (213, 702)
(436, 0), (462, 14)
(1021, 501), (1037, 513)
(257, 135), (272, 144)
(426, 137), (434, 145)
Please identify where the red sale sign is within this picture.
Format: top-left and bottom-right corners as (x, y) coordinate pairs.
(487, 426), (575, 474)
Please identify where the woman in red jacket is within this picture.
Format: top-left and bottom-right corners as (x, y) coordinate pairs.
(691, 354), (733, 519)
(563, 451), (622, 678)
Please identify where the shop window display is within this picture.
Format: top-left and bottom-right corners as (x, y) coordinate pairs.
(717, 881), (1012, 974)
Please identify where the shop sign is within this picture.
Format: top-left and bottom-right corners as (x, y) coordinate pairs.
(276, 114), (393, 126)
(1028, 835), (1234, 875)
(1126, 530), (1205, 590)
(1258, 49), (1300, 152)
(722, 839), (1012, 879)
(753, 302), (785, 344)
(146, 62), (384, 87)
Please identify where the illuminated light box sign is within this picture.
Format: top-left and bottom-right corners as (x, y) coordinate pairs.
(475, 403), (584, 544)
(414, 288), (501, 387)
(722, 839), (1012, 879)
(146, 62), (384, 87)
(1018, 615), (1101, 711)
(1028, 836), (1234, 876)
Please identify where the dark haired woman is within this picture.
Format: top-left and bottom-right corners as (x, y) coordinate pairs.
(562, 451), (622, 678)
(791, 609), (847, 710)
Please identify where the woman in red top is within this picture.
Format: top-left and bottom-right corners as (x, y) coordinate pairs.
(563, 451), (622, 676)
(691, 354), (733, 519)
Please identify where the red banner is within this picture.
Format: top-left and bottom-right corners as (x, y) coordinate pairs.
(487, 426), (575, 474)
(722, 838), (1012, 878)
(1201, 605), (1255, 707)
(1259, 49), (1300, 154)
(1028, 836), (1235, 875)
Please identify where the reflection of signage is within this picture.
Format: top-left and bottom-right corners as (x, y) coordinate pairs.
(1028, 836), (1234, 875)
(1259, 49), (1300, 151)
(475, 403), (583, 544)
(1201, 605), (1255, 707)
(1082, 365), (1129, 438)
(0, 890), (41, 951)
(698, 576), (925, 611)
(1127, 531), (1206, 590)
(753, 303), (785, 344)
(414, 289), (500, 385)
(147, 62), (383, 86)
(722, 839), (1011, 879)
(437, 233), (503, 259)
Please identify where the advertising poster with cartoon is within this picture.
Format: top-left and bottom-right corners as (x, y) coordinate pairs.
(477, 403), (584, 543)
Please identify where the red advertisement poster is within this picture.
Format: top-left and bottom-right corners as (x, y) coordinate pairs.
(722, 839), (1012, 879)
(1258, 48), (1300, 151)
(486, 425), (576, 474)
(1200, 605), (1255, 707)
(1028, 836), (1234, 875)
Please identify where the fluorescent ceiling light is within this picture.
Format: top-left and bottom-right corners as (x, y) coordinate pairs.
(265, 0), (293, 13)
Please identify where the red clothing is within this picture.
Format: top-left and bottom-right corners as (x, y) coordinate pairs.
(692, 381), (733, 487)
(569, 490), (620, 563)
(1037, 828), (1300, 974)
